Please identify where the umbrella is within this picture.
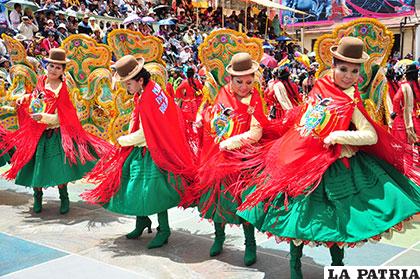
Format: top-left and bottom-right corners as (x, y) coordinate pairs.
(153, 5), (170, 12)
(5, 0), (39, 11)
(141, 16), (155, 23)
(276, 36), (291, 42)
(158, 18), (175, 25)
(261, 53), (278, 69)
(123, 13), (141, 25)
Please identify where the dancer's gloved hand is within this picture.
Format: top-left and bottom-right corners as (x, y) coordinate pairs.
(30, 113), (43, 122)
(16, 94), (30, 106)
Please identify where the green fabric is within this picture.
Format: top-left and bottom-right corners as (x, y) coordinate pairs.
(243, 223), (257, 266)
(33, 190), (43, 213)
(199, 184), (253, 225)
(126, 216), (152, 239)
(238, 152), (420, 243)
(15, 129), (96, 188)
(0, 151), (10, 167)
(290, 243), (304, 279)
(104, 147), (183, 216)
(59, 186), (69, 214)
(209, 222), (225, 257)
(147, 210), (171, 249)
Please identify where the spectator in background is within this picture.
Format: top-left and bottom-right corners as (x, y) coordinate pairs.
(57, 23), (68, 44)
(18, 16), (39, 40)
(103, 21), (118, 44)
(0, 3), (11, 35)
(23, 7), (36, 22)
(43, 19), (56, 35)
(182, 29), (195, 45)
(9, 3), (22, 30)
(125, 22), (135, 31)
(78, 14), (93, 35)
(55, 11), (67, 26)
(92, 27), (103, 43)
(40, 31), (59, 54)
(66, 11), (78, 34)
(89, 16), (100, 31)
(78, 2), (91, 14)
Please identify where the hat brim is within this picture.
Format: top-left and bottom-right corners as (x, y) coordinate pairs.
(115, 57), (145, 82)
(405, 69), (419, 74)
(44, 58), (71, 64)
(330, 46), (370, 64)
(226, 60), (259, 76)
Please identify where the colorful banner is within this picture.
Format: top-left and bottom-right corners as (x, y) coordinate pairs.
(281, 0), (416, 27)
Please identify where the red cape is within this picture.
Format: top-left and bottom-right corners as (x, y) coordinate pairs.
(82, 80), (196, 204)
(229, 76), (419, 210)
(1, 76), (111, 180)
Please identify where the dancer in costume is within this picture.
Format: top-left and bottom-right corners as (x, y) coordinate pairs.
(175, 67), (203, 148)
(82, 55), (195, 249)
(385, 67), (401, 127)
(233, 37), (420, 278)
(192, 53), (269, 266)
(268, 66), (301, 120)
(391, 63), (419, 145)
(2, 48), (110, 214)
(0, 125), (11, 167)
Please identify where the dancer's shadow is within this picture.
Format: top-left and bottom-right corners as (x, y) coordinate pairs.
(97, 227), (323, 279)
(17, 197), (122, 229)
(0, 189), (32, 206)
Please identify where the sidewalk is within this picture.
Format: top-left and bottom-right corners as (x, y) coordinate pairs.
(1, 172), (419, 278)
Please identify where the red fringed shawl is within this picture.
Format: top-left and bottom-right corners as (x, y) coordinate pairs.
(1, 76), (111, 180)
(230, 76), (419, 210)
(82, 80), (196, 204)
(180, 85), (269, 211)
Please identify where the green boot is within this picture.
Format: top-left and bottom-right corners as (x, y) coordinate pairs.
(58, 184), (69, 215)
(33, 189), (43, 214)
(126, 216), (152, 239)
(243, 223), (257, 266)
(210, 222), (225, 257)
(329, 244), (344, 266)
(147, 211), (170, 249)
(290, 242), (304, 279)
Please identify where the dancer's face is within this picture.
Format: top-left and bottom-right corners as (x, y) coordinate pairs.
(125, 78), (142, 94)
(231, 74), (255, 98)
(47, 63), (64, 81)
(332, 61), (360, 90)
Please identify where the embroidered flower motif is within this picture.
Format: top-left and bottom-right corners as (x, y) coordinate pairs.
(359, 25), (369, 35)
(74, 40), (81, 47)
(220, 36), (227, 43)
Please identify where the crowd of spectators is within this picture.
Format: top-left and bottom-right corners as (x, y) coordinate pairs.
(1, 0), (418, 95)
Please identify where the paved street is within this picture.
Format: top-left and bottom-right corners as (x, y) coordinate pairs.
(1, 165), (419, 278)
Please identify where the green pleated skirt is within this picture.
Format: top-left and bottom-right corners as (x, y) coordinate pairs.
(237, 152), (420, 245)
(0, 150), (11, 167)
(103, 147), (183, 216)
(15, 129), (97, 188)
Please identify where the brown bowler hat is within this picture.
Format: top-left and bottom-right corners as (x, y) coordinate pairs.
(114, 55), (145, 82)
(405, 63), (419, 74)
(44, 48), (70, 64)
(226, 52), (259, 76)
(330, 37), (369, 64)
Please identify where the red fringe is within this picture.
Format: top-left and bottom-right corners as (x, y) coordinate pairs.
(81, 146), (132, 204)
(56, 84), (112, 165)
(1, 105), (45, 180)
(1, 76), (112, 181)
